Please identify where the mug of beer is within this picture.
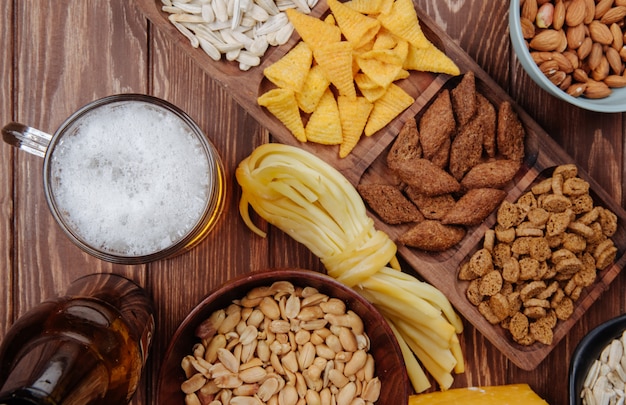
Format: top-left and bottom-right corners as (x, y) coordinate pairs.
(2, 94), (226, 264)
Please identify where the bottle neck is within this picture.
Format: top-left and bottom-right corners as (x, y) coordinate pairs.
(0, 339), (108, 405)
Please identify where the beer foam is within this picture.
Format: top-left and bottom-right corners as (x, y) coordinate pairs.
(49, 101), (212, 257)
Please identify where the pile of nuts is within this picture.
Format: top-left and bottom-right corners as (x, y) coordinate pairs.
(519, 0), (626, 99)
(161, 0), (317, 71)
(180, 281), (381, 405)
(581, 331), (626, 405)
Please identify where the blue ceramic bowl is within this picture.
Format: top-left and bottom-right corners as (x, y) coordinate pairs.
(509, 0), (626, 113)
(569, 313), (626, 405)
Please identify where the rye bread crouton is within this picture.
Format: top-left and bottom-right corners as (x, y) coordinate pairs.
(497, 101), (525, 162)
(357, 184), (424, 225)
(460, 159), (521, 190)
(419, 89), (456, 160)
(441, 188), (507, 226)
(477, 93), (497, 158)
(451, 71), (477, 126)
(392, 158), (461, 196)
(387, 117), (421, 171)
(397, 220), (466, 251)
(448, 115), (485, 181)
(404, 188), (455, 220)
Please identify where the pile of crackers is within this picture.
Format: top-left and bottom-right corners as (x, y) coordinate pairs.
(358, 71), (525, 251)
(461, 164), (619, 346)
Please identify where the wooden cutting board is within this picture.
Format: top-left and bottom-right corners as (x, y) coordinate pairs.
(136, 0), (626, 371)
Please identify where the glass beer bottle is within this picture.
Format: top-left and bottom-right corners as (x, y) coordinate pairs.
(0, 273), (155, 405)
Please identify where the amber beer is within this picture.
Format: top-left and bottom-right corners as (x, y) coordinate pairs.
(0, 273), (155, 405)
(42, 95), (225, 263)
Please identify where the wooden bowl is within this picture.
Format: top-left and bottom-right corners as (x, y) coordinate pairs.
(156, 268), (410, 404)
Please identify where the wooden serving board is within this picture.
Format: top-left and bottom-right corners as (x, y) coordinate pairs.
(136, 0), (626, 371)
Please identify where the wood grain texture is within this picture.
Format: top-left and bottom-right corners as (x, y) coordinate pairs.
(0, 0), (13, 339)
(0, 1), (624, 405)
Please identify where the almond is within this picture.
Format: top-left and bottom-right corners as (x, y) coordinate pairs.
(548, 70), (568, 86)
(604, 74), (626, 87)
(559, 74), (572, 90)
(566, 23), (586, 49)
(583, 0), (596, 24)
(531, 51), (554, 64)
(557, 28), (568, 52)
(521, 17), (536, 39)
(522, 0), (539, 21)
(552, 51), (575, 72)
(540, 59), (560, 75)
(573, 68), (589, 82)
(589, 21), (614, 45)
(600, 6), (626, 24)
(620, 46), (626, 62)
(563, 50), (580, 69)
(529, 29), (562, 51)
(588, 42), (605, 70)
(606, 47), (623, 74)
(594, 0), (614, 19)
(577, 36), (593, 60)
(591, 56), (610, 81)
(566, 82), (587, 97)
(584, 80), (612, 98)
(617, 0), (626, 5)
(554, 0), (566, 30)
(566, 0), (587, 26)
(610, 23), (624, 50)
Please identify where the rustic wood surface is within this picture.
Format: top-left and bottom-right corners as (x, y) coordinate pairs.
(0, 1), (624, 404)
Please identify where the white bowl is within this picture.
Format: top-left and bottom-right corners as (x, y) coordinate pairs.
(509, 0), (626, 113)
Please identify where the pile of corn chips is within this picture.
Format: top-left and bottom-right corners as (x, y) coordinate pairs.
(257, 0), (460, 157)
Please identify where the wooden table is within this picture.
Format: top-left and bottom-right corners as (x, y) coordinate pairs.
(1, 1), (624, 404)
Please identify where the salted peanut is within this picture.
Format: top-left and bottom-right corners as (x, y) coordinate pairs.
(319, 298), (345, 315)
(181, 283), (377, 404)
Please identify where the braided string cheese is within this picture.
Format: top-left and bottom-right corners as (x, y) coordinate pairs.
(236, 143), (464, 391)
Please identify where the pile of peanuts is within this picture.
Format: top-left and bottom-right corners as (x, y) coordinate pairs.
(519, 0), (626, 98)
(180, 281), (381, 405)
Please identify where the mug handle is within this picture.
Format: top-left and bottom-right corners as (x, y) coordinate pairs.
(2, 122), (52, 158)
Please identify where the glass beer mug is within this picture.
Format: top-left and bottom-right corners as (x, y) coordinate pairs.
(2, 94), (226, 264)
